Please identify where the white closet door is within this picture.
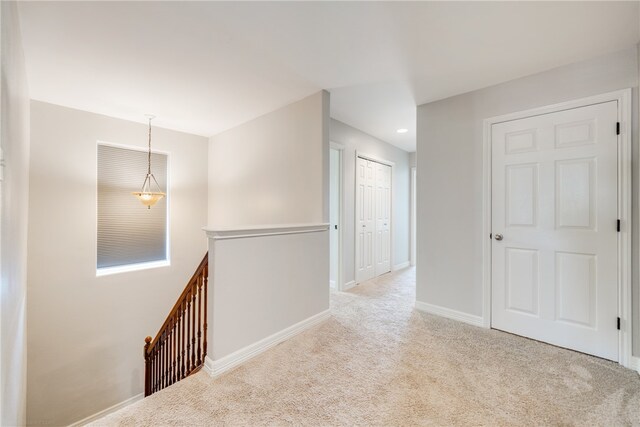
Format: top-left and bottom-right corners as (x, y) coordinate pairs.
(356, 157), (375, 283)
(491, 101), (619, 361)
(375, 162), (391, 275)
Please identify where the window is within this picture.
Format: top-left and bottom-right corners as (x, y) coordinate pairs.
(97, 143), (169, 275)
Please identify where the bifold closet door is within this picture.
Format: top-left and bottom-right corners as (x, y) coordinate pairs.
(356, 157), (391, 283)
(356, 157), (375, 283)
(375, 162), (391, 276)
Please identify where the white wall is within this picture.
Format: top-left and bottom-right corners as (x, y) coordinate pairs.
(207, 226), (330, 362)
(416, 47), (639, 354)
(205, 91), (329, 369)
(330, 119), (411, 284)
(27, 101), (209, 426)
(1, 2), (30, 425)
(208, 92), (329, 227)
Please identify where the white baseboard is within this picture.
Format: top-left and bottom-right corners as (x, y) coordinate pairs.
(415, 301), (484, 328)
(329, 280), (336, 288)
(204, 309), (331, 378)
(68, 393), (143, 426)
(342, 280), (356, 291)
(392, 261), (410, 271)
(630, 356), (640, 375)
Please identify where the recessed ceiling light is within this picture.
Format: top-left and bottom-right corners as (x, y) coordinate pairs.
(397, 128), (408, 134)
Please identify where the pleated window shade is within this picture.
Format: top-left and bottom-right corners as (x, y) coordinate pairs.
(97, 144), (168, 270)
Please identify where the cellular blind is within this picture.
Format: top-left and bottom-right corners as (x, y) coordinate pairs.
(97, 144), (168, 270)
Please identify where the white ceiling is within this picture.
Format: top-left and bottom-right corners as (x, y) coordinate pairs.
(18, 1), (640, 152)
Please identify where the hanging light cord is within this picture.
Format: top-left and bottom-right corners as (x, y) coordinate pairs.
(147, 117), (152, 176)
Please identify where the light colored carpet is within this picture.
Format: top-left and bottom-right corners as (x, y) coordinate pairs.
(92, 268), (640, 426)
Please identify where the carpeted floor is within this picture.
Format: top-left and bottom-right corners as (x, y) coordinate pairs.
(93, 267), (640, 426)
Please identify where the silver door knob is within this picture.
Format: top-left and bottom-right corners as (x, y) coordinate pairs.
(495, 233), (503, 241)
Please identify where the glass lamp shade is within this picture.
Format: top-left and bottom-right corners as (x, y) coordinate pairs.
(132, 191), (165, 209)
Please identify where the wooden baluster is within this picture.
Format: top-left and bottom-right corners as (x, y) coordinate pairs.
(167, 319), (172, 386)
(164, 331), (168, 389)
(157, 343), (161, 391)
(159, 334), (163, 390)
(191, 283), (196, 371)
(155, 345), (160, 393)
(144, 336), (151, 397)
(197, 274), (203, 366)
(203, 267), (208, 360)
(162, 332), (166, 390)
(176, 310), (181, 382)
(156, 335), (162, 391)
(152, 346), (156, 394)
(181, 300), (186, 379)
(186, 290), (192, 375)
(172, 317), (176, 385)
(172, 315), (177, 384)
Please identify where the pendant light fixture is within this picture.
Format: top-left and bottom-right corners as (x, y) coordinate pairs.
(132, 115), (165, 209)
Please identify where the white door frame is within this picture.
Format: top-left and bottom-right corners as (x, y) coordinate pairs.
(330, 142), (345, 291)
(355, 151), (395, 283)
(482, 89), (632, 368)
(411, 166), (416, 267)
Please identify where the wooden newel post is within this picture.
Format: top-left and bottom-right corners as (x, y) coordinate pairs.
(144, 336), (152, 397)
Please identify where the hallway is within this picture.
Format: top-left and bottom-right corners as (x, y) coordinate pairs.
(94, 268), (640, 426)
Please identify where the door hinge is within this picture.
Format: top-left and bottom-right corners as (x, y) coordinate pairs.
(617, 317), (621, 330)
(617, 219), (621, 232)
(616, 122), (620, 135)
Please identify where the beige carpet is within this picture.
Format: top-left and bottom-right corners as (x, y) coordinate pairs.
(93, 268), (640, 426)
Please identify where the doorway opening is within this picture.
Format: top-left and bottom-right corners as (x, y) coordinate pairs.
(329, 145), (343, 290)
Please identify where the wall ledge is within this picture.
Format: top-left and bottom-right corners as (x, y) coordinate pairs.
(203, 223), (329, 240)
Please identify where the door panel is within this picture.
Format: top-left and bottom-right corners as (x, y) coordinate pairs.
(505, 248), (539, 316)
(356, 157), (375, 283)
(375, 162), (391, 276)
(491, 101), (618, 361)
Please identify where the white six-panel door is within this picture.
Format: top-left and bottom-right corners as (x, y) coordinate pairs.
(356, 157), (391, 283)
(491, 101), (619, 361)
(356, 157), (376, 283)
(375, 162), (391, 275)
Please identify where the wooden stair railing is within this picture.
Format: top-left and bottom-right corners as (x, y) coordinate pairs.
(143, 252), (208, 397)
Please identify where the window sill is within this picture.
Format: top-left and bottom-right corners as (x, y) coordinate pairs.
(96, 259), (170, 277)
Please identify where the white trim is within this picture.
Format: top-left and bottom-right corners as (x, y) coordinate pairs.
(617, 89), (632, 368)
(415, 301), (484, 328)
(482, 89), (633, 368)
(630, 356), (640, 374)
(410, 166), (416, 267)
(343, 280), (356, 291)
(204, 223), (329, 240)
(96, 259), (170, 277)
(355, 151), (396, 167)
(204, 309), (331, 378)
(392, 261), (410, 271)
(67, 393), (143, 427)
(329, 280), (336, 289)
